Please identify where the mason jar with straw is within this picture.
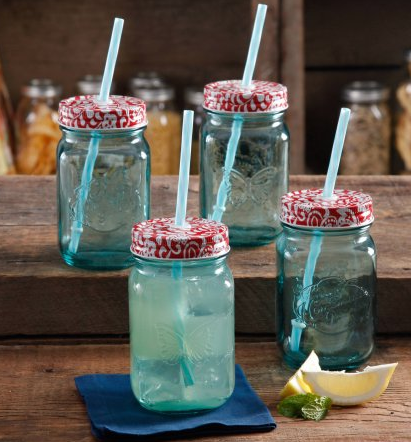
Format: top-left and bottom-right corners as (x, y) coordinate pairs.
(129, 110), (235, 413)
(200, 4), (290, 246)
(276, 108), (377, 370)
(57, 18), (151, 270)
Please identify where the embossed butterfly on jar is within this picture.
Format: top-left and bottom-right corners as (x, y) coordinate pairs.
(129, 217), (235, 413)
(200, 80), (289, 246)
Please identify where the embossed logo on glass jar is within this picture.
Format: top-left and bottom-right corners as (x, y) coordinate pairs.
(69, 164), (140, 232)
(294, 276), (372, 333)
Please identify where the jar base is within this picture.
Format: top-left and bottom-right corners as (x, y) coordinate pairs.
(228, 225), (281, 247)
(282, 348), (374, 371)
(61, 250), (134, 270)
(137, 396), (230, 414)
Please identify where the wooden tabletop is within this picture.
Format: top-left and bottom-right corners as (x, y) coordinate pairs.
(0, 336), (409, 442)
(1, 174), (411, 441)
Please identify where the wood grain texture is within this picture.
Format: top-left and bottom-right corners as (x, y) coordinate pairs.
(305, 0), (411, 68)
(0, 0), (248, 102)
(0, 337), (409, 441)
(1, 175), (411, 336)
(280, 0), (305, 173)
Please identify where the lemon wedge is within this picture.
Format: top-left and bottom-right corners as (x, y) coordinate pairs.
(280, 351), (321, 398)
(301, 362), (398, 406)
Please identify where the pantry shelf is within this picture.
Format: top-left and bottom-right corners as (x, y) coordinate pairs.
(1, 175), (411, 337)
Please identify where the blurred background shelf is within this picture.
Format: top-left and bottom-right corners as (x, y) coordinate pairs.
(0, 0), (305, 172)
(305, 0), (411, 172)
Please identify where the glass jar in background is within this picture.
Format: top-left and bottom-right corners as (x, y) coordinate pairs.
(15, 79), (62, 174)
(184, 87), (205, 174)
(57, 95), (150, 270)
(129, 217), (234, 413)
(276, 189), (376, 370)
(341, 81), (391, 175)
(0, 59), (15, 174)
(130, 75), (181, 175)
(200, 80), (289, 247)
(396, 49), (411, 173)
(76, 75), (116, 95)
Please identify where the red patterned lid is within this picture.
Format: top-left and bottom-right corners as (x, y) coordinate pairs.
(203, 80), (288, 113)
(280, 189), (374, 228)
(58, 95), (147, 130)
(131, 217), (230, 259)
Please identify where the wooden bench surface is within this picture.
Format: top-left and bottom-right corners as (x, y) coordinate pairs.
(0, 336), (409, 442)
(1, 175), (411, 336)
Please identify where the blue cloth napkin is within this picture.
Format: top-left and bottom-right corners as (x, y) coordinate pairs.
(75, 365), (276, 441)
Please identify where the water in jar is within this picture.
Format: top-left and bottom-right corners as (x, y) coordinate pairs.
(129, 259), (235, 413)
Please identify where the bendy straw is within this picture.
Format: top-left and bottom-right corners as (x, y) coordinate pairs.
(69, 18), (124, 254)
(289, 108), (351, 352)
(211, 3), (267, 221)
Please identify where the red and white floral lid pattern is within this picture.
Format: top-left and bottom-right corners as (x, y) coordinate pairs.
(203, 80), (288, 113)
(280, 189), (374, 228)
(131, 217), (230, 259)
(58, 95), (147, 130)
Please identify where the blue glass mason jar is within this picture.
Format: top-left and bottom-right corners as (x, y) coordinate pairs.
(200, 80), (289, 246)
(57, 95), (150, 270)
(276, 189), (376, 370)
(129, 217), (235, 413)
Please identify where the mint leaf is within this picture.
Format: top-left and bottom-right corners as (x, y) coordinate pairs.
(278, 394), (332, 421)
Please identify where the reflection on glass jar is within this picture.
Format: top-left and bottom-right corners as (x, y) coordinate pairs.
(15, 79), (62, 174)
(129, 217), (235, 413)
(130, 74), (181, 175)
(276, 189), (376, 370)
(341, 81), (391, 175)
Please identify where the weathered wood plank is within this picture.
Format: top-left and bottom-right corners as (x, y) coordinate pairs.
(1, 175), (411, 336)
(305, 0), (411, 68)
(0, 337), (409, 441)
(280, 0), (305, 173)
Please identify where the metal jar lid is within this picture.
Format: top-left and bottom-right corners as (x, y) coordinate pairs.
(184, 87), (204, 107)
(342, 81), (390, 103)
(131, 86), (175, 102)
(76, 75), (116, 95)
(22, 79), (62, 98)
(129, 71), (166, 89)
(129, 72), (174, 102)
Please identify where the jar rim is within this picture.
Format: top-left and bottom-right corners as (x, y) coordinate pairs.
(281, 221), (373, 232)
(131, 250), (230, 262)
(203, 107), (286, 116)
